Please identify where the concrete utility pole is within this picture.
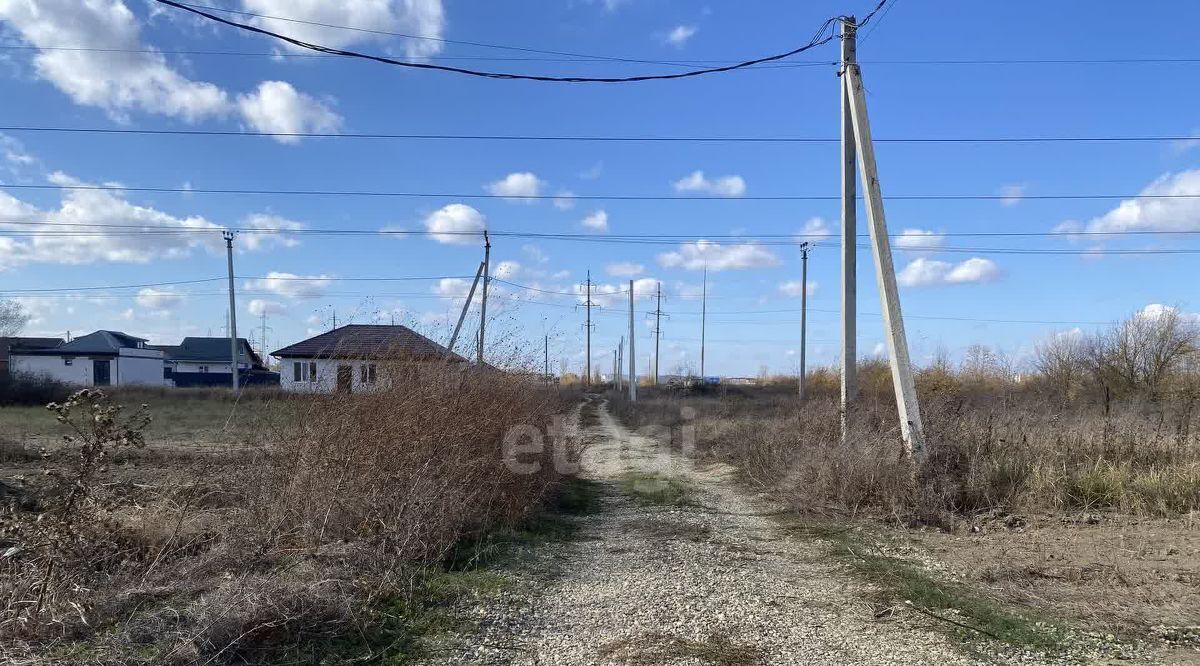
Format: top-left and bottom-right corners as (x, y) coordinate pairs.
(579, 271), (598, 386)
(840, 16), (858, 437)
(222, 230), (239, 392)
(448, 260), (485, 354)
(628, 280), (637, 402)
(700, 266), (707, 378)
(799, 242), (810, 400)
(617, 336), (624, 390)
(478, 232), (490, 366)
(845, 37), (926, 458)
(544, 335), (550, 383)
(652, 282), (664, 385)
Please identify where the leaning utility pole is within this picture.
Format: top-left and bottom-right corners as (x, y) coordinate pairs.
(628, 280), (637, 402)
(844, 18), (925, 458)
(448, 261), (485, 354)
(477, 232), (491, 366)
(222, 230), (239, 392)
(700, 266), (707, 378)
(840, 16), (858, 437)
(799, 242), (810, 400)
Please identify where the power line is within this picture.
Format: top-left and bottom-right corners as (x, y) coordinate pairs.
(6, 45), (1200, 68)
(4, 125), (1198, 144)
(153, 0), (842, 83)
(7, 181), (1200, 202)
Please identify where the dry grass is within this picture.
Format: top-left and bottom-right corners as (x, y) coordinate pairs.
(0, 361), (581, 664)
(609, 374), (1200, 639)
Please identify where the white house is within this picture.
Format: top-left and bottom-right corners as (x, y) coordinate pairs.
(272, 324), (467, 393)
(9, 330), (166, 387)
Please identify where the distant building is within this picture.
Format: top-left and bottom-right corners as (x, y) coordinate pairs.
(272, 324), (467, 393)
(154, 337), (279, 388)
(9, 331), (165, 386)
(0, 337), (64, 377)
(724, 377), (758, 386)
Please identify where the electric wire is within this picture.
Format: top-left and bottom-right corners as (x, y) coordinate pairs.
(152, 0), (843, 83)
(4, 125), (1198, 144)
(6, 181), (1200, 202)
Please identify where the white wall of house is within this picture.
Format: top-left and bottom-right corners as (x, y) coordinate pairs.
(11, 354), (94, 384)
(11, 349), (166, 387)
(279, 357), (386, 394)
(115, 348), (167, 386)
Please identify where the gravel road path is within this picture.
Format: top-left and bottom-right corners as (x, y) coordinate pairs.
(430, 399), (985, 665)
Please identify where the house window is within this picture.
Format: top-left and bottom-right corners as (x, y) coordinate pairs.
(360, 363), (378, 384)
(199, 365), (209, 373)
(293, 361), (318, 383)
(63, 357), (73, 366)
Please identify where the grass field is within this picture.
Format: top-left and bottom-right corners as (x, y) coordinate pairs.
(608, 382), (1200, 644)
(0, 372), (581, 665)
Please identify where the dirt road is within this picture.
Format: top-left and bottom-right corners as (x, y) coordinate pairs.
(427, 398), (996, 665)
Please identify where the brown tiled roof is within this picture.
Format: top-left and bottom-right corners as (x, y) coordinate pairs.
(271, 325), (467, 362)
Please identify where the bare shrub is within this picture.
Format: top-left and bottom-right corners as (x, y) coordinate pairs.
(2, 359), (578, 662)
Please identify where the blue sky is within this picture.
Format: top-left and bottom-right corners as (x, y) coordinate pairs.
(1, 0), (1199, 378)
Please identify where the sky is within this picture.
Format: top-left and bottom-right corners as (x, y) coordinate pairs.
(1, 0), (1199, 378)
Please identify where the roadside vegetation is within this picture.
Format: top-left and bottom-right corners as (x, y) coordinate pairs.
(609, 307), (1200, 646)
(0, 362), (581, 664)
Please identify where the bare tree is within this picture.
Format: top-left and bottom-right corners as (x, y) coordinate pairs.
(0, 299), (28, 337)
(1086, 307), (1199, 397)
(1033, 331), (1088, 398)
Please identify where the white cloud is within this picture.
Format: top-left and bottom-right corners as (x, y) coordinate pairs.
(778, 280), (817, 297)
(0, 0), (228, 122)
(0, 172), (220, 267)
(494, 260), (521, 279)
(658, 240), (779, 271)
(794, 217), (831, 245)
(1084, 170), (1200, 234)
(897, 257), (1001, 287)
(0, 134), (36, 167)
(135, 287), (183, 309)
(236, 81), (341, 139)
(674, 282), (704, 300)
(1137, 303), (1200, 325)
(581, 210), (609, 232)
(0, 0), (341, 144)
(485, 172), (545, 201)
(605, 262), (644, 277)
(552, 190), (577, 210)
(579, 162), (604, 181)
(433, 277), (473, 299)
(425, 204), (486, 244)
(663, 25), (698, 48)
(584, 277), (657, 307)
(872, 342), (888, 357)
(238, 213), (304, 251)
(894, 228), (946, 251)
(241, 0), (445, 60)
(247, 299), (287, 316)
(999, 184), (1026, 207)
(673, 171), (746, 197)
(521, 244), (549, 264)
(244, 272), (333, 299)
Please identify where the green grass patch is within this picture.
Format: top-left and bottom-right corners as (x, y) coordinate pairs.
(790, 522), (1068, 653)
(619, 471), (696, 507)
